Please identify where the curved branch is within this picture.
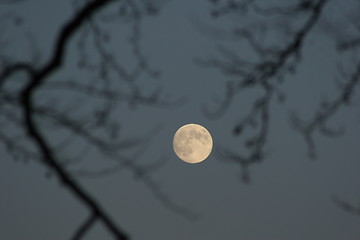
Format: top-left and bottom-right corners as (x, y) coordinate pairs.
(19, 0), (128, 239)
(291, 61), (360, 159)
(203, 0), (329, 181)
(0, 63), (34, 89)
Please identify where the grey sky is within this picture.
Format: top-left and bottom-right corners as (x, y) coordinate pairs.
(1, 0), (360, 239)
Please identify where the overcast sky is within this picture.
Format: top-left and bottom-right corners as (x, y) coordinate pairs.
(1, 0), (360, 239)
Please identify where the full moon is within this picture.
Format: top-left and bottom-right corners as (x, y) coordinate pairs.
(173, 123), (213, 164)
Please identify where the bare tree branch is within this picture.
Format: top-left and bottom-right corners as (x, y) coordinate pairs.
(72, 213), (97, 240)
(0, 63), (34, 89)
(7, 0), (128, 239)
(202, 0), (329, 181)
(332, 195), (360, 217)
(291, 62), (360, 159)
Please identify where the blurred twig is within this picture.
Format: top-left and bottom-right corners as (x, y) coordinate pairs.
(202, 0), (329, 181)
(290, 62), (360, 159)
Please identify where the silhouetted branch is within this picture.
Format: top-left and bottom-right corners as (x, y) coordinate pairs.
(203, 0), (328, 117)
(72, 213), (97, 240)
(336, 19), (360, 52)
(291, 61), (360, 159)
(332, 195), (360, 216)
(75, 154), (197, 220)
(43, 80), (183, 108)
(0, 87), (195, 221)
(0, 0), (191, 236)
(252, 0), (318, 17)
(337, 38), (360, 52)
(202, 0), (328, 181)
(0, 131), (40, 163)
(141, 172), (197, 220)
(0, 63), (34, 89)
(0, 0), (129, 239)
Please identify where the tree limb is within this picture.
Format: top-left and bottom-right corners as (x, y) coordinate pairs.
(17, 0), (128, 239)
(72, 213), (97, 240)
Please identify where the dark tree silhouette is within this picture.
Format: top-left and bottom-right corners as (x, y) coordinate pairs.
(0, 0), (191, 239)
(199, 0), (330, 181)
(1, 0), (360, 239)
(201, 0), (360, 213)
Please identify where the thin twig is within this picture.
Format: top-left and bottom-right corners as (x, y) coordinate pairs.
(72, 213), (97, 240)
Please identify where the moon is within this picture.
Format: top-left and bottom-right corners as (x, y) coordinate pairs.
(173, 123), (213, 164)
